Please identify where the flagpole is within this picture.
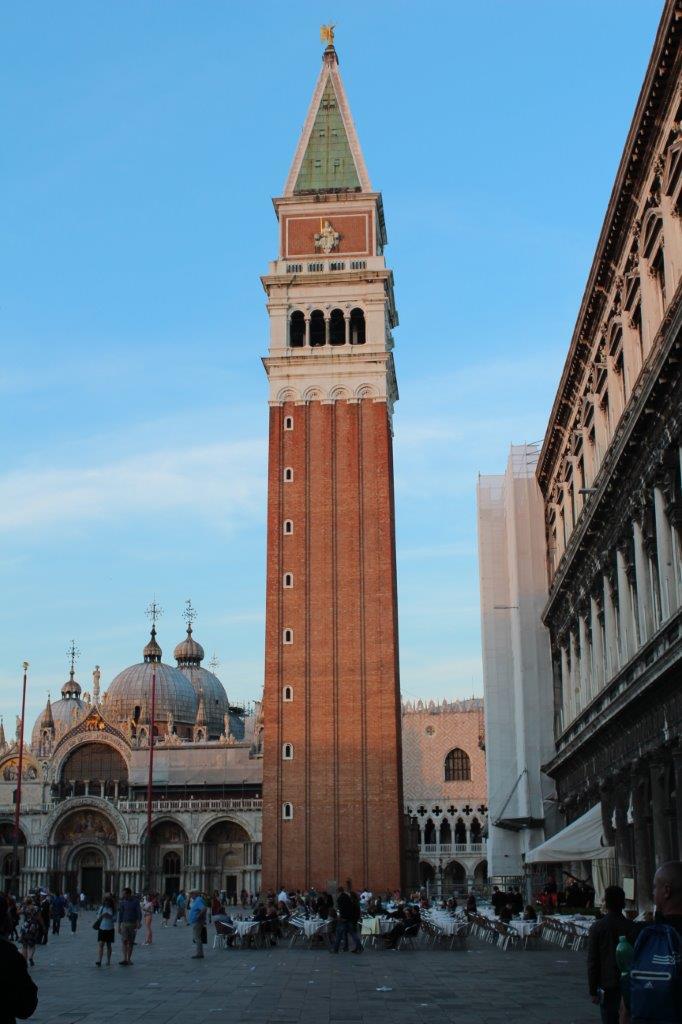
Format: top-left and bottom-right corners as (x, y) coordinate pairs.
(12, 661), (28, 896)
(145, 663), (156, 893)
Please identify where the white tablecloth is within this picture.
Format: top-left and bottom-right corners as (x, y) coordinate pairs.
(425, 913), (460, 936)
(302, 918), (332, 938)
(233, 920), (260, 941)
(506, 920), (537, 938)
(361, 917), (394, 936)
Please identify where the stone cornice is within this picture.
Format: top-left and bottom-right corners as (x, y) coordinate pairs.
(536, 0), (682, 490)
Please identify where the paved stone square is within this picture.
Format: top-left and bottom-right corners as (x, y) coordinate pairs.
(25, 913), (598, 1024)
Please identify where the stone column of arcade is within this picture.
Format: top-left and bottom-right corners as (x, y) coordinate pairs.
(613, 780), (634, 887)
(631, 764), (654, 911)
(649, 759), (673, 868)
(671, 749), (682, 860)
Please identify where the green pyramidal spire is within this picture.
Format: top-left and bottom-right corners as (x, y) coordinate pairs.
(294, 78), (361, 194)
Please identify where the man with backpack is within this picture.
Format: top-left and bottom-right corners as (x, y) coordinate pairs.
(587, 885), (637, 1023)
(625, 861), (682, 1023)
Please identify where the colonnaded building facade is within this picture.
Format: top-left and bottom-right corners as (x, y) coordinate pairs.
(536, 0), (682, 909)
(479, 0), (682, 911)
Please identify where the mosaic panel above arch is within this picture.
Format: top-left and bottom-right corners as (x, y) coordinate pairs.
(55, 808), (117, 845)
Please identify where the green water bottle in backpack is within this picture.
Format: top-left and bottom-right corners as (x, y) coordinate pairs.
(616, 934), (635, 1012)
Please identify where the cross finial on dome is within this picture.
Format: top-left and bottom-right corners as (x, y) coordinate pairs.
(146, 599), (163, 627)
(208, 652), (220, 673)
(67, 639), (80, 679)
(183, 599), (196, 633)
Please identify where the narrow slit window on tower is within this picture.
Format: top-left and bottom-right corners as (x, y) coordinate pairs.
(283, 467), (294, 482)
(309, 309), (326, 347)
(284, 415), (294, 431)
(329, 308), (345, 345)
(282, 742), (293, 760)
(282, 802), (293, 820)
(283, 686), (293, 701)
(283, 573), (293, 589)
(283, 628), (293, 645)
(283, 520), (293, 535)
(289, 310), (305, 348)
(350, 307), (366, 345)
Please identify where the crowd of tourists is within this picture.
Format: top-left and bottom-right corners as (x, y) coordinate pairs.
(1, 861), (681, 1024)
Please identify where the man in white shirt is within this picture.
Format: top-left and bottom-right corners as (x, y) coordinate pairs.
(277, 889), (289, 906)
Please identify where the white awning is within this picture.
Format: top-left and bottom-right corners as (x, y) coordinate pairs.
(525, 804), (614, 863)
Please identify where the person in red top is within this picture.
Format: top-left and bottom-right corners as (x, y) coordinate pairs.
(210, 892), (223, 919)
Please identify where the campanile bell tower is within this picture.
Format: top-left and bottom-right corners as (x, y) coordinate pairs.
(261, 36), (403, 892)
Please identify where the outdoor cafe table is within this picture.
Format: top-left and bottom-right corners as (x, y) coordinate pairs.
(233, 920), (260, 945)
(301, 918), (332, 938)
(361, 917), (394, 936)
(424, 913), (461, 936)
(505, 920), (537, 939)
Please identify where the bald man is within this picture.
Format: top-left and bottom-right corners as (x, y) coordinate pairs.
(652, 860), (682, 934)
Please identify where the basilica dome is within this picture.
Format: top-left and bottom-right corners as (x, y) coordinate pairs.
(31, 672), (85, 748)
(174, 624), (229, 739)
(104, 628), (198, 732)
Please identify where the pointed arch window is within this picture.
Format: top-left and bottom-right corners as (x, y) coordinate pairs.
(283, 520), (293, 535)
(444, 747), (471, 781)
(282, 802), (293, 820)
(282, 686), (293, 702)
(282, 742), (293, 760)
(283, 573), (293, 589)
(284, 416), (294, 431)
(283, 628), (293, 645)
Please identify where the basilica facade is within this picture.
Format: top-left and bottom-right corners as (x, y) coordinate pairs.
(0, 620), (264, 903)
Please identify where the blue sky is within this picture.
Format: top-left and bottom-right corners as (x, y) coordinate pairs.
(0, 1), (662, 733)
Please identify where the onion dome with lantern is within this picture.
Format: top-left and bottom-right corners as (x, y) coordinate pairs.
(104, 605), (198, 737)
(31, 642), (86, 748)
(173, 601), (234, 740)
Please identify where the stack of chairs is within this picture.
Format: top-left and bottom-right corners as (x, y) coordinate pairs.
(492, 921), (521, 951)
(212, 921), (236, 949)
(286, 916), (307, 947)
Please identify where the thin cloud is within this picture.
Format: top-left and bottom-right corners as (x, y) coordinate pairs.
(0, 440), (266, 534)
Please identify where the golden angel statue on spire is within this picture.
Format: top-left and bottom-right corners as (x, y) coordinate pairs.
(320, 24), (335, 46)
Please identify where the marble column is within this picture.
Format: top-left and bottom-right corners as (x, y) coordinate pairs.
(631, 765), (654, 913)
(578, 614), (592, 704)
(590, 597), (605, 692)
(603, 575), (619, 680)
(633, 519), (654, 642)
(304, 317), (310, 347)
(612, 783), (632, 888)
(672, 750), (682, 860)
(569, 631), (580, 718)
(649, 760), (672, 868)
(654, 487), (677, 619)
(561, 645), (571, 726)
(616, 548), (635, 663)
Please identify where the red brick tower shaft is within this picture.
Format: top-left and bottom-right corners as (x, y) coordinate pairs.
(260, 41), (403, 893)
